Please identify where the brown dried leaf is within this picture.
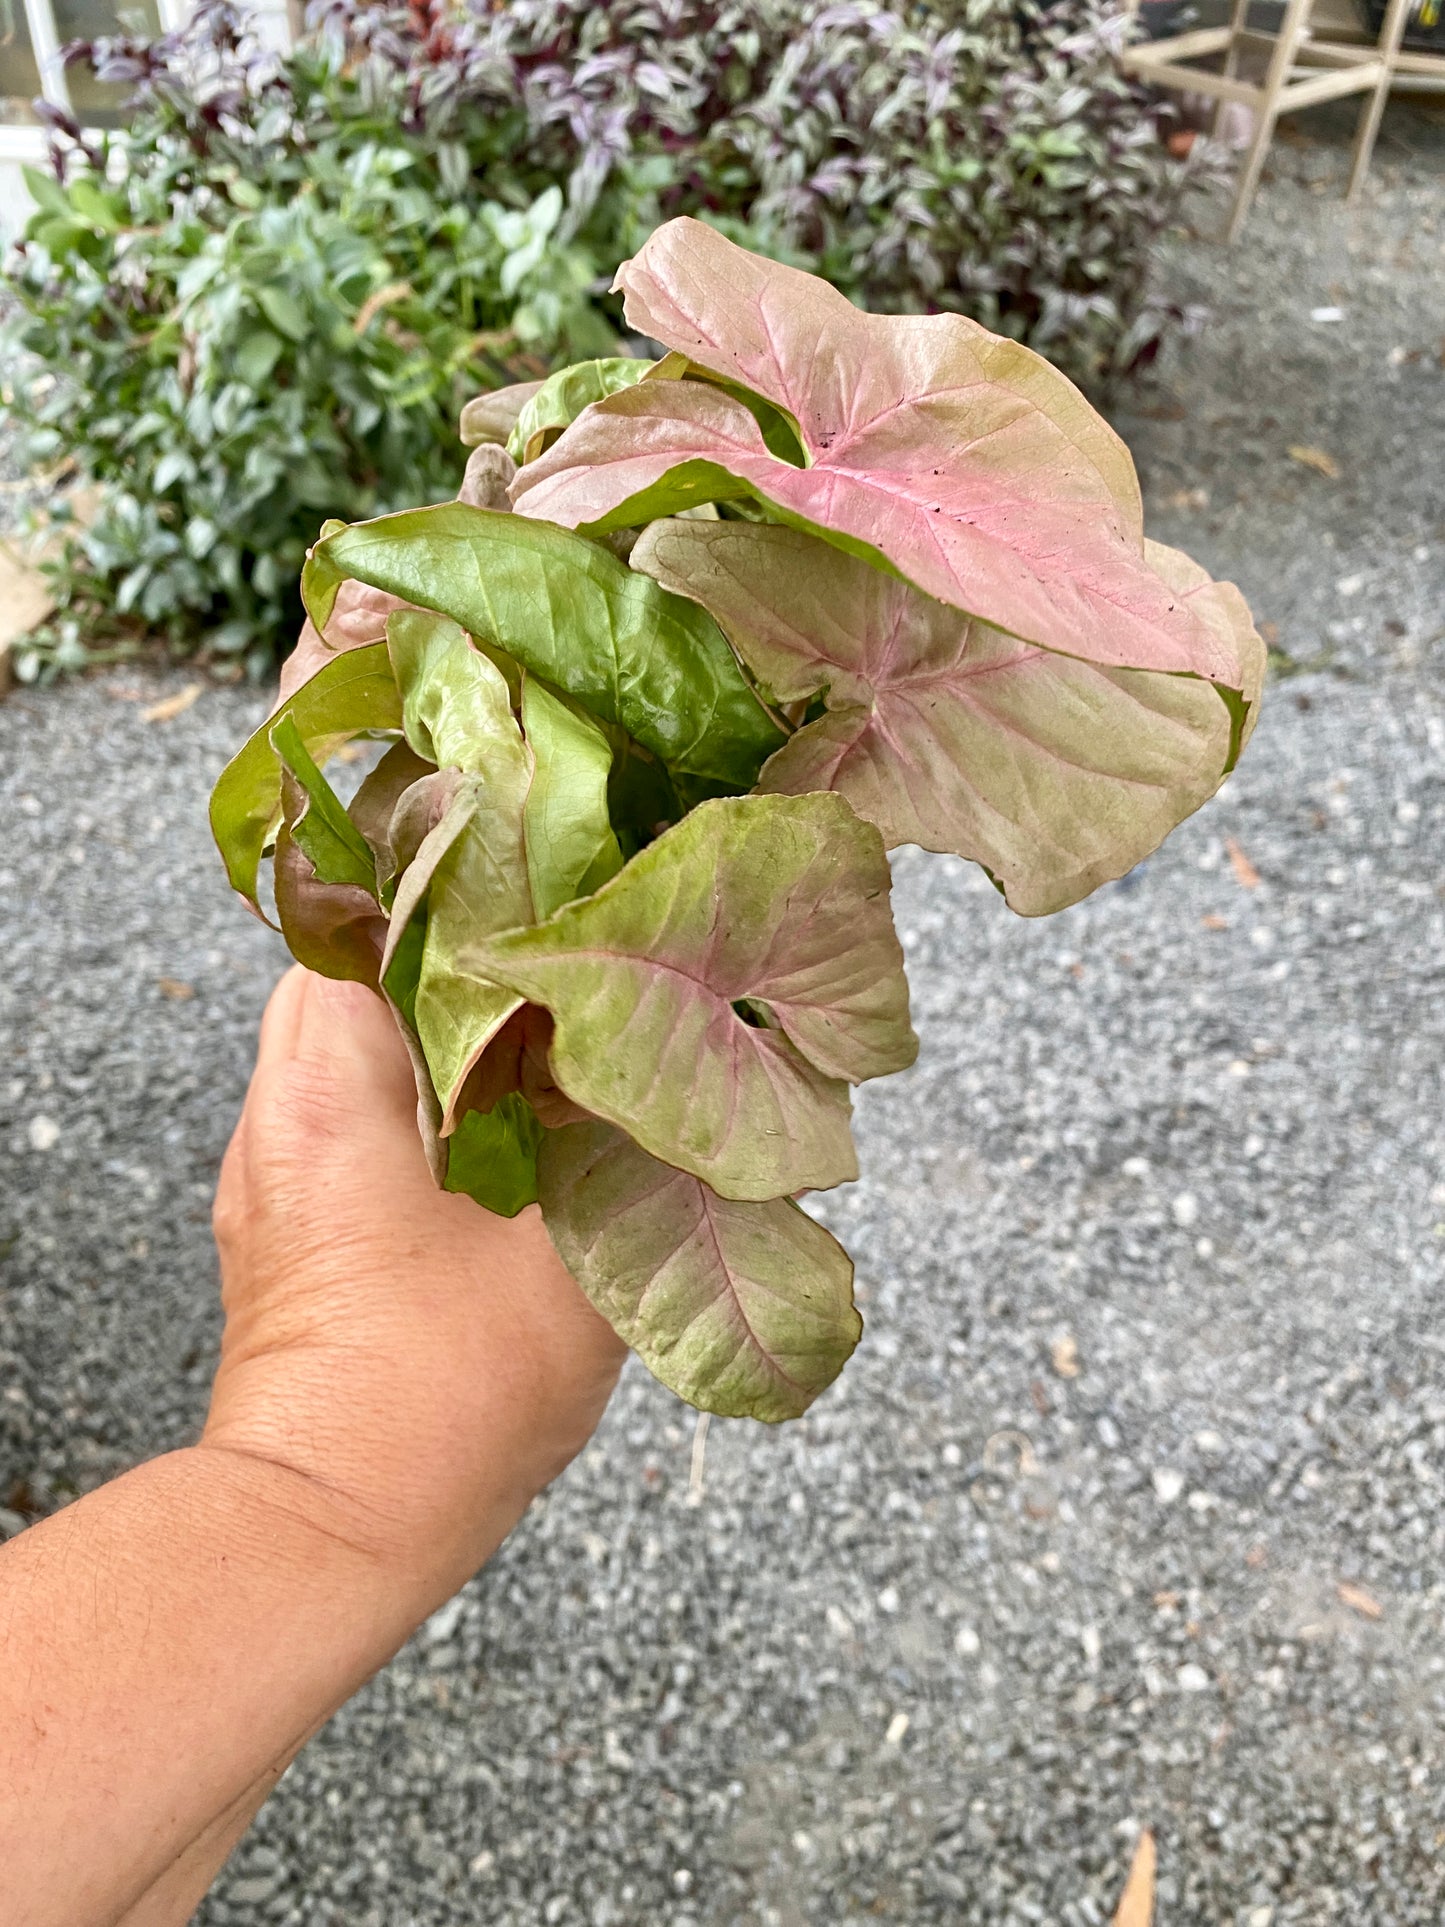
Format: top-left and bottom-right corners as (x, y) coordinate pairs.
(1112, 1828), (1156, 1927)
(142, 682), (203, 724)
(157, 978), (194, 1001)
(1225, 836), (1260, 890)
(1201, 912), (1229, 931)
(1337, 1581), (1383, 1621)
(1287, 444), (1340, 480)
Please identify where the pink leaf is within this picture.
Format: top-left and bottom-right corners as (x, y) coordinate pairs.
(511, 218), (1236, 682)
(634, 520), (1263, 915)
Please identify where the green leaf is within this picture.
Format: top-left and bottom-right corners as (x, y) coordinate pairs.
(256, 283), (309, 343)
(22, 164), (70, 221)
(269, 713), (379, 895)
(539, 1122), (861, 1420)
(234, 329), (285, 388)
(443, 1093), (543, 1218)
(273, 796), (388, 989)
(469, 792), (916, 1201)
(386, 608), (527, 775)
(506, 356), (653, 465)
(209, 642), (402, 914)
(520, 676), (623, 919)
(302, 505), (783, 789)
(378, 755), (534, 1136)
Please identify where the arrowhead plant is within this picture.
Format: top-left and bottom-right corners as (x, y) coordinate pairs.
(211, 219), (1263, 1424)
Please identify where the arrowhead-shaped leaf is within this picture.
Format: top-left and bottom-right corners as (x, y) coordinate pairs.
(209, 641), (402, 914)
(377, 669), (533, 1134)
(272, 776), (388, 989)
(539, 1122), (861, 1421)
(467, 792), (915, 1202)
(510, 217), (1237, 684)
(302, 503), (784, 788)
(443, 1092), (544, 1218)
(507, 357), (654, 465)
(520, 675), (624, 919)
(460, 378), (545, 447)
(268, 714), (380, 897)
(633, 519), (1264, 915)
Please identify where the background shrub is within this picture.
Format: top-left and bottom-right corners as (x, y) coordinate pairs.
(2, 0), (1205, 674)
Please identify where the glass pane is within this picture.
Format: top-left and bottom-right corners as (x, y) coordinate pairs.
(0, 0), (43, 126)
(54, 0), (163, 127)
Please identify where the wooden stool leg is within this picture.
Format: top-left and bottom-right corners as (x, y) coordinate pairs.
(1221, 0), (1316, 240)
(1347, 0), (1413, 199)
(1212, 0), (1255, 139)
(1225, 105), (1282, 239)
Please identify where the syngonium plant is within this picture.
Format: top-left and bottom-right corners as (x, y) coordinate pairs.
(211, 219), (1263, 1424)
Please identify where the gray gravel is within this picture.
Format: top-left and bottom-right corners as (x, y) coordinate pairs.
(3, 104), (1445, 1926)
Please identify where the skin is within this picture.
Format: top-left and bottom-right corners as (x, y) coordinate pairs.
(0, 966), (626, 1927)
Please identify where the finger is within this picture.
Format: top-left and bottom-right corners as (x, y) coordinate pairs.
(292, 970), (420, 1124)
(254, 964), (311, 1073)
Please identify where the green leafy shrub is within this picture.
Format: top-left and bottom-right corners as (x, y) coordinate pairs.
(211, 222), (1262, 1422)
(2, 0), (1206, 676)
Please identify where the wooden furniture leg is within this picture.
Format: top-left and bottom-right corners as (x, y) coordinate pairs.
(1223, 0), (1318, 240)
(1347, 0), (1413, 197)
(1213, 0), (1258, 139)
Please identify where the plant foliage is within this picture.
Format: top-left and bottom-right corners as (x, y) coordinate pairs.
(2, 0), (1207, 675)
(211, 221), (1263, 1423)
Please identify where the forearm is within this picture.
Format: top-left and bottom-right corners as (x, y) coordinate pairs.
(0, 1445), (453, 1927)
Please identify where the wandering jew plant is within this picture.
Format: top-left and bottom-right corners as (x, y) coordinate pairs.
(212, 220), (1263, 1423)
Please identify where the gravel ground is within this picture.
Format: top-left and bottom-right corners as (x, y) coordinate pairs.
(3, 105), (1445, 1926)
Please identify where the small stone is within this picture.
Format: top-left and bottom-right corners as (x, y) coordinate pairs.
(1121, 1156), (1150, 1178)
(877, 1585), (899, 1614)
(955, 1624), (981, 1657)
(1171, 1191), (1199, 1229)
(1177, 1663), (1211, 1693)
(227, 1874), (283, 1904)
(826, 1604), (854, 1640)
(27, 1115), (60, 1152)
(673, 1869), (693, 1895)
(884, 1711), (910, 1747)
(1153, 1468), (1186, 1505)
(1335, 573), (1364, 597)
(1050, 1333), (1080, 1378)
(424, 1595), (466, 1646)
(1195, 1429), (1226, 1455)
(1248, 1909), (1274, 1927)
(469, 1851), (495, 1877)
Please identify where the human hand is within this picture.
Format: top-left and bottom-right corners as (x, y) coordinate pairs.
(203, 965), (626, 1610)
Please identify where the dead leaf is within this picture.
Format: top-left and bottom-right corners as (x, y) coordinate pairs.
(353, 280), (413, 336)
(142, 682), (203, 724)
(1112, 1828), (1156, 1927)
(1287, 444), (1340, 480)
(1051, 1334), (1080, 1378)
(158, 978), (194, 1002)
(1337, 1581), (1383, 1621)
(1225, 837), (1260, 890)
(1153, 1590), (1181, 1609)
(1201, 913), (1229, 931)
